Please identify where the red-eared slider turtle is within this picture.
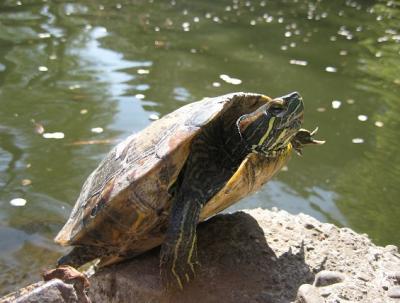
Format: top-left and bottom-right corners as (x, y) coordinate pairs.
(55, 92), (323, 288)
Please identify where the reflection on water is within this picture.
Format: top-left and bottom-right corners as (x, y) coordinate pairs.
(0, 0), (399, 295)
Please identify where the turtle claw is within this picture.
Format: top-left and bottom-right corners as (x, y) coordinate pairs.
(310, 126), (318, 136)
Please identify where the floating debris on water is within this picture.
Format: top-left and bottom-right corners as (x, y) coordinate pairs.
(331, 100), (342, 109)
(80, 109), (88, 114)
(135, 94), (145, 99)
(38, 33), (51, 39)
(317, 107), (326, 112)
(289, 59), (308, 66)
(347, 99), (355, 104)
(182, 22), (190, 31)
(70, 139), (117, 146)
(91, 127), (104, 133)
(31, 120), (45, 135)
(212, 82), (221, 87)
(357, 115), (368, 121)
(10, 198), (27, 207)
(374, 121), (384, 127)
(352, 138), (364, 144)
(285, 31), (292, 37)
(21, 179), (32, 186)
(42, 132), (65, 139)
(219, 74), (242, 85)
(325, 66), (337, 73)
(38, 66), (48, 72)
(69, 84), (80, 90)
(137, 69), (149, 74)
(149, 114), (159, 121)
(339, 50), (348, 56)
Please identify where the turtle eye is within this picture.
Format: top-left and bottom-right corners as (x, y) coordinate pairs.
(269, 102), (284, 116)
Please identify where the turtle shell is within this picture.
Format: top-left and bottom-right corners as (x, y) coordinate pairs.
(55, 92), (292, 265)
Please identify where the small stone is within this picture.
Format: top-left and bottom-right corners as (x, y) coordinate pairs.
(297, 284), (324, 303)
(305, 223), (315, 229)
(388, 286), (400, 298)
(384, 245), (398, 254)
(314, 270), (345, 287)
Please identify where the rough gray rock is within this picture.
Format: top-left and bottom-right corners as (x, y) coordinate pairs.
(313, 271), (345, 287)
(2, 208), (400, 303)
(89, 208), (400, 303)
(1, 277), (90, 303)
(296, 284), (324, 303)
(1, 280), (78, 303)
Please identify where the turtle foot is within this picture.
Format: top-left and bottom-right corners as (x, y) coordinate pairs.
(43, 265), (91, 302)
(160, 243), (199, 290)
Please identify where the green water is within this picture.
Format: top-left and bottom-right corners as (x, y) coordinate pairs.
(0, 0), (399, 295)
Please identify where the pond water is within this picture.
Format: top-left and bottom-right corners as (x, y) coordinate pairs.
(0, 0), (399, 295)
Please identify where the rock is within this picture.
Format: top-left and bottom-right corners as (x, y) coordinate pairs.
(296, 284), (324, 303)
(385, 245), (399, 254)
(388, 287), (400, 299)
(1, 277), (90, 303)
(313, 270), (345, 287)
(2, 208), (400, 303)
(3, 279), (77, 303)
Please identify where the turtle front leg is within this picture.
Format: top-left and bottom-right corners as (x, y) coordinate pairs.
(160, 194), (202, 290)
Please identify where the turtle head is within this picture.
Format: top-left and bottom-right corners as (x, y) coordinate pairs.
(237, 92), (304, 156)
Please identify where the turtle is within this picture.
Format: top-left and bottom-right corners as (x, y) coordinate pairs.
(55, 92), (324, 289)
